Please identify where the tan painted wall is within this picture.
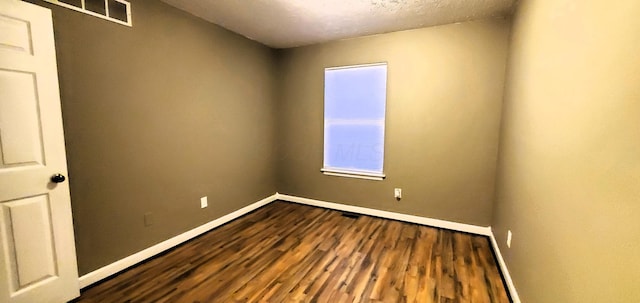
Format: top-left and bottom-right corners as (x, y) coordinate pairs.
(492, 0), (640, 301)
(276, 19), (511, 226)
(27, 0), (278, 275)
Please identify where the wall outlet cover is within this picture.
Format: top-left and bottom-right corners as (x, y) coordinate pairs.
(200, 196), (208, 208)
(394, 188), (402, 199)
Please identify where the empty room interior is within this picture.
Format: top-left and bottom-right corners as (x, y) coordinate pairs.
(2, 0), (639, 302)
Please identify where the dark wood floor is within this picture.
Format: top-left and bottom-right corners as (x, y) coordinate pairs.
(74, 201), (510, 303)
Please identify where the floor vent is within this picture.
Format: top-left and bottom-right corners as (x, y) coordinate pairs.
(341, 212), (361, 219)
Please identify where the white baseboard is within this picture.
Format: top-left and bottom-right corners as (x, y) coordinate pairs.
(489, 229), (521, 303)
(276, 193), (492, 236)
(78, 193), (279, 289)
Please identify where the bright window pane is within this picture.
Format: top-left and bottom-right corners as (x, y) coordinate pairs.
(324, 65), (387, 120)
(325, 123), (384, 172)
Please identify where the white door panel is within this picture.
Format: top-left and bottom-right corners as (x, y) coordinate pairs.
(0, 69), (44, 167)
(3, 195), (57, 288)
(0, 14), (33, 54)
(0, 1), (79, 302)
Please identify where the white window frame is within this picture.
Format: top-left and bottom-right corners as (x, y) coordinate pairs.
(44, 0), (132, 27)
(322, 62), (388, 181)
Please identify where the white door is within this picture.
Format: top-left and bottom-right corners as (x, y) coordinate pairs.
(0, 1), (80, 302)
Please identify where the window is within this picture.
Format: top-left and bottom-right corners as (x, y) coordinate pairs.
(322, 63), (388, 180)
(45, 0), (132, 26)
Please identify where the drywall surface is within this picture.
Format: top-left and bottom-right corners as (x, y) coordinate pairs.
(27, 0), (278, 275)
(492, 0), (640, 301)
(277, 18), (511, 226)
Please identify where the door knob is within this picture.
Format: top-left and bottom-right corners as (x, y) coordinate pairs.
(51, 174), (66, 183)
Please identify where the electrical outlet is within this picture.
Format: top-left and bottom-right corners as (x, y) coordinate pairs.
(394, 188), (402, 199)
(507, 230), (513, 248)
(200, 196), (208, 208)
(144, 212), (153, 227)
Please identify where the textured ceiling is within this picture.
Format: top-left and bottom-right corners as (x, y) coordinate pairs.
(160, 0), (516, 49)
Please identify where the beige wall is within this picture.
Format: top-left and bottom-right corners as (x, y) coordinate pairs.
(27, 0), (278, 275)
(276, 19), (511, 226)
(492, 0), (640, 302)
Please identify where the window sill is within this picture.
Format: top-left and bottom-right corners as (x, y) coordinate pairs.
(320, 168), (385, 181)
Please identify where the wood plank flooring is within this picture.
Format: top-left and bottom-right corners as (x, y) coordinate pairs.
(74, 201), (510, 303)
